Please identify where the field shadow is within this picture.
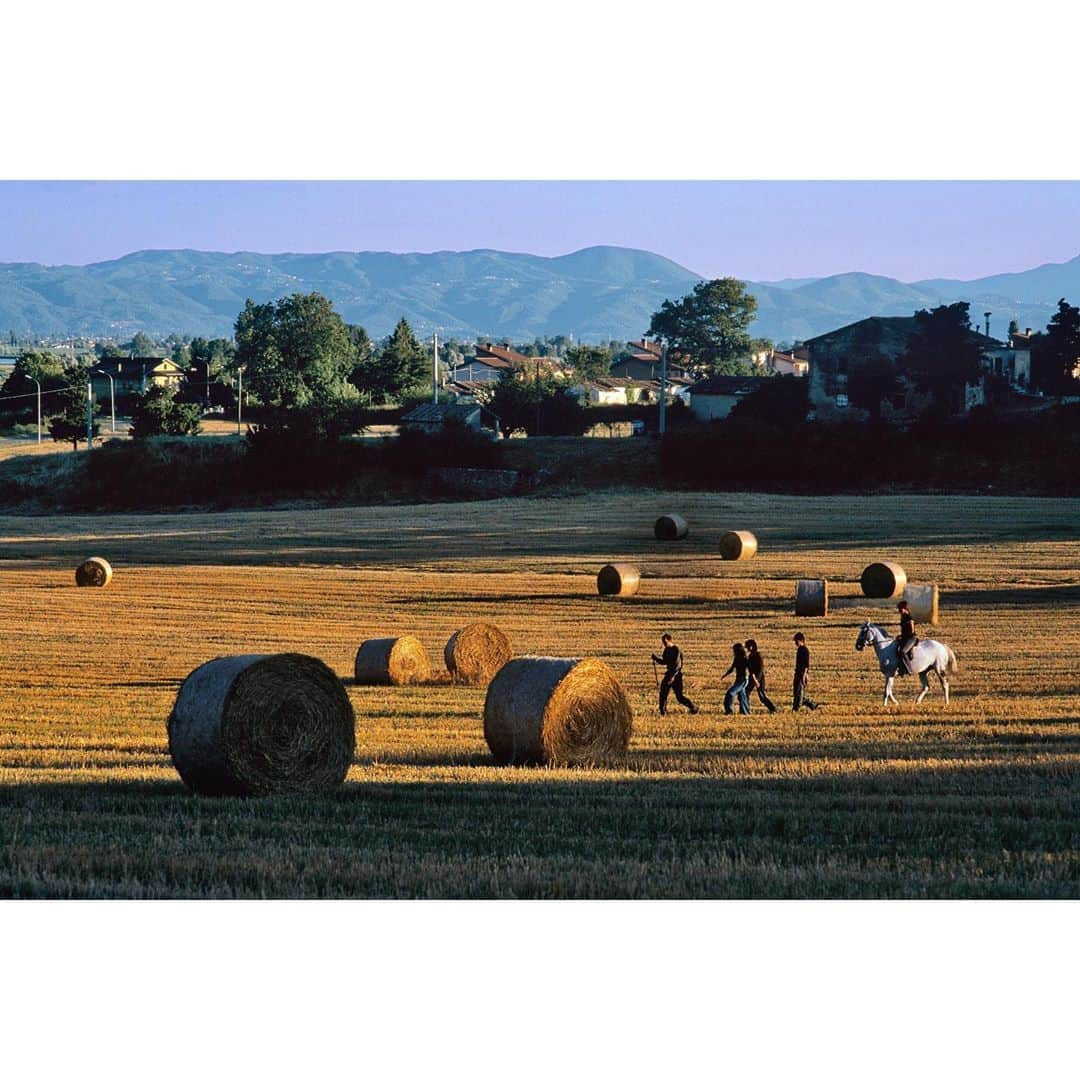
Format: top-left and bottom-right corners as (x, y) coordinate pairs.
(942, 584), (1080, 608)
(2, 755), (1077, 898)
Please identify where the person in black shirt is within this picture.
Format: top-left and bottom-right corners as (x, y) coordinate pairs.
(792, 632), (819, 711)
(651, 633), (699, 716)
(721, 642), (751, 715)
(744, 639), (777, 713)
(896, 600), (918, 676)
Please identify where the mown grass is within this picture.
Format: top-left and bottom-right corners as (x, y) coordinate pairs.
(0, 491), (1077, 897)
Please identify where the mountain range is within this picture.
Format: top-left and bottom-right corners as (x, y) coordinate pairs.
(2, 246), (1078, 345)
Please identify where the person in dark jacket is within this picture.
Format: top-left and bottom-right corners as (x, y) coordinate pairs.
(896, 600), (918, 676)
(792, 632), (819, 711)
(744, 639), (777, 713)
(721, 642), (751, 715)
(652, 633), (699, 716)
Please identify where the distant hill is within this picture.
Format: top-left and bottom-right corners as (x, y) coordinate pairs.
(1, 245), (1077, 344)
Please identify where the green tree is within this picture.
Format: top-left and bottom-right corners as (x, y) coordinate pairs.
(0, 351), (67, 427)
(1031, 298), (1080, 395)
(127, 331), (158, 356)
(900, 302), (982, 412)
(234, 293), (357, 410)
(648, 278), (758, 375)
(48, 367), (100, 450)
(351, 318), (428, 405)
(564, 344), (612, 383)
(488, 368), (587, 436)
(1007, 318), (1020, 338)
(129, 386), (203, 438)
(180, 337), (237, 406)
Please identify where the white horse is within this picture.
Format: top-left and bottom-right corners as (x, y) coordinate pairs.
(855, 621), (958, 706)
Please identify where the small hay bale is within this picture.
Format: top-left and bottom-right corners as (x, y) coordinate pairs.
(654, 513), (689, 541)
(860, 561), (908, 599)
(445, 622), (513, 685)
(795, 578), (829, 617)
(75, 557), (112, 587)
(596, 563), (640, 597)
(902, 583), (940, 625)
(354, 635), (431, 685)
(483, 656), (632, 766)
(719, 530), (757, 560)
(167, 653), (355, 797)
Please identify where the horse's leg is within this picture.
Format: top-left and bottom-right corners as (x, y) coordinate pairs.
(883, 674), (897, 706)
(915, 670), (930, 705)
(938, 667), (949, 706)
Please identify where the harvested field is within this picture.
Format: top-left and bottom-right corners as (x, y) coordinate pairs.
(0, 491), (1077, 898)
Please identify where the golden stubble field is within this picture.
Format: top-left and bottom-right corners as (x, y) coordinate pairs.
(0, 490), (1077, 898)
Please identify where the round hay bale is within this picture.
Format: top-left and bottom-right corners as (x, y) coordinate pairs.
(654, 513), (689, 541)
(860, 561), (908, 599)
(444, 622), (513, 685)
(167, 653), (355, 797)
(75, 557), (112, 587)
(483, 657), (632, 766)
(902, 583), (940, 625)
(719, 530), (757, 560)
(354, 635), (431, 685)
(795, 578), (829, 617)
(596, 563), (640, 597)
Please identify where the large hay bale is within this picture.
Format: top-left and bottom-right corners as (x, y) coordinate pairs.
(354, 635), (431, 685)
(75, 557), (112, 587)
(445, 622), (513, 685)
(860, 561), (908, 599)
(795, 578), (829, 616)
(902, 583), (940, 625)
(596, 563), (640, 597)
(483, 657), (632, 766)
(719, 530), (757, 560)
(654, 513), (689, 541)
(167, 653), (355, 797)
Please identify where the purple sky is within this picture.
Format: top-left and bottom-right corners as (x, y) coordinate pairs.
(3, 181), (1080, 282)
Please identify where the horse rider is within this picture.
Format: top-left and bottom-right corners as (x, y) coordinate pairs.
(896, 600), (918, 675)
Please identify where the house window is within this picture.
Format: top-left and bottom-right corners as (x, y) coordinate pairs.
(836, 357), (848, 375)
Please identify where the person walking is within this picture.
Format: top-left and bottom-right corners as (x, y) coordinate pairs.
(744, 639), (777, 713)
(721, 642), (751, 715)
(896, 600), (918, 676)
(792, 632), (820, 712)
(651, 633), (699, 716)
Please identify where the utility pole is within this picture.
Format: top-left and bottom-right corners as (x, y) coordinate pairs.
(29, 377), (41, 443)
(658, 340), (669, 437)
(236, 368), (244, 435)
(534, 360), (541, 436)
(432, 333), (439, 404)
(86, 380), (94, 449)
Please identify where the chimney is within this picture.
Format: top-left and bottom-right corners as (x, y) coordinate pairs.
(984, 312), (991, 338)
(1025, 328), (1031, 335)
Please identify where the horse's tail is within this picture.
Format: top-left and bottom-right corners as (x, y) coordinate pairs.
(946, 646), (959, 674)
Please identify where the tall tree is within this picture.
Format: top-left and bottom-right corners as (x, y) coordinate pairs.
(47, 367), (100, 450)
(234, 293), (357, 409)
(1031, 298), (1080, 395)
(351, 318), (428, 405)
(564, 344), (612, 383)
(900, 302), (982, 411)
(648, 278), (758, 375)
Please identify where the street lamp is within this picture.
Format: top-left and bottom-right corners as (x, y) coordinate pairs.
(90, 368), (116, 434)
(28, 376), (41, 443)
(236, 367), (244, 435)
